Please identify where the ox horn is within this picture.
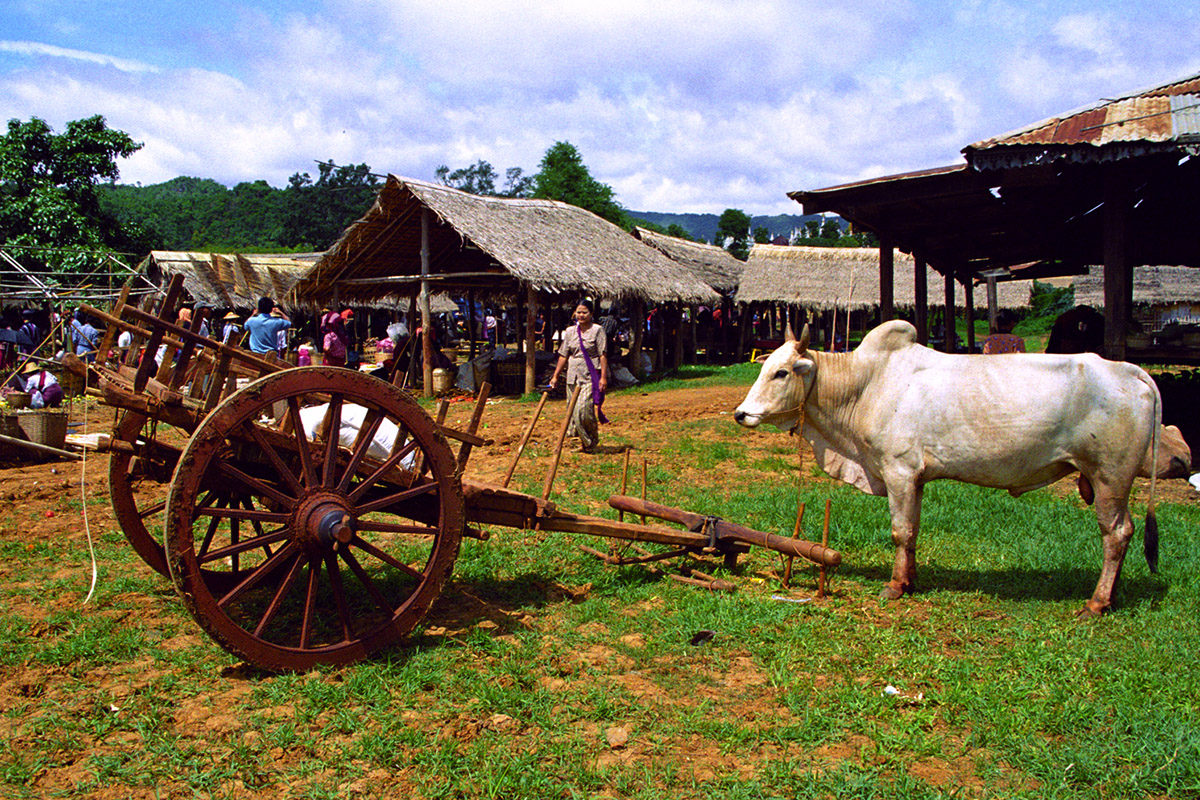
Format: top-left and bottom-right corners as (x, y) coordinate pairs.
(785, 323), (796, 342)
(796, 323), (810, 351)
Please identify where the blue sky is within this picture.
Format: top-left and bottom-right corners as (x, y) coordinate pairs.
(2, 0), (1198, 214)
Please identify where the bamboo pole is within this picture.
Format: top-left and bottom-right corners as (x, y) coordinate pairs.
(503, 390), (549, 488)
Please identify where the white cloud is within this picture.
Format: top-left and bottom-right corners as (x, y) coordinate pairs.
(0, 40), (160, 73)
(3, 1), (1200, 216)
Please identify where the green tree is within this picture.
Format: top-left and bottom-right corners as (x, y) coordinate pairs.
(283, 161), (380, 249)
(531, 141), (628, 227)
(0, 115), (143, 271)
(820, 218), (842, 240)
(753, 226), (771, 244)
(435, 159), (533, 198)
(716, 208), (751, 260)
(665, 223), (695, 242)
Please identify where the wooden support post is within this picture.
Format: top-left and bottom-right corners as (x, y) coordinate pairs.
(964, 278), (976, 354)
(1103, 169), (1132, 361)
(542, 384), (582, 502)
(943, 271), (957, 353)
(629, 298), (645, 377)
(419, 207), (433, 398)
(986, 275), (998, 334)
(879, 236), (895, 322)
(914, 253), (929, 346)
(467, 289), (478, 361)
(524, 283), (537, 395)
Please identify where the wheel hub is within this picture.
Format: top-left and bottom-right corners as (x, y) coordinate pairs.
(294, 493), (356, 553)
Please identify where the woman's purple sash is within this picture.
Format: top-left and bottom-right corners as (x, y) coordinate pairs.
(576, 324), (609, 424)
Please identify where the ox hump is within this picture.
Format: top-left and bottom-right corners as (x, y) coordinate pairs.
(856, 320), (919, 355)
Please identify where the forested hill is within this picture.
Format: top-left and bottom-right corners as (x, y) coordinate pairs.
(630, 210), (822, 243)
(98, 174), (825, 254)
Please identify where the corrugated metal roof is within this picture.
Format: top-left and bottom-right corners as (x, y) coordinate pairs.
(967, 70), (1200, 154)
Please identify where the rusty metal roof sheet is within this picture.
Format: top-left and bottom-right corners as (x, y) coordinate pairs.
(967, 71), (1200, 159)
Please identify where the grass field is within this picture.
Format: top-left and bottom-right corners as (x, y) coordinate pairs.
(2, 360), (1198, 799)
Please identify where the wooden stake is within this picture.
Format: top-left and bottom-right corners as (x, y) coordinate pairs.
(618, 448), (632, 523)
(782, 501), (806, 589)
(640, 456), (648, 525)
(819, 497), (832, 597)
(542, 384), (581, 501)
(503, 390), (549, 488)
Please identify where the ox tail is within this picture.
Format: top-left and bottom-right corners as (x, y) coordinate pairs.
(1144, 373), (1161, 573)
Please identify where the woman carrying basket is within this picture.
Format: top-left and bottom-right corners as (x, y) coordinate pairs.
(548, 299), (610, 453)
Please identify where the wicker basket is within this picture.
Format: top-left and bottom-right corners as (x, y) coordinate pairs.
(5, 391), (31, 410)
(0, 411), (20, 439)
(16, 409), (68, 450)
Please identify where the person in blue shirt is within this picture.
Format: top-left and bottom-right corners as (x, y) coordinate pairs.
(244, 297), (291, 355)
(70, 308), (101, 363)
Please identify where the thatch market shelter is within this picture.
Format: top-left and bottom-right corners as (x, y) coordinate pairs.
(139, 251), (320, 313)
(631, 226), (745, 363)
(291, 175), (718, 393)
(791, 70), (1200, 362)
(739, 244), (1031, 351)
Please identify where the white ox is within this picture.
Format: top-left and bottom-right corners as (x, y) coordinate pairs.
(734, 320), (1163, 617)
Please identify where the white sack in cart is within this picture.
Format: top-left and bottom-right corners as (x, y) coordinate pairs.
(298, 403), (416, 467)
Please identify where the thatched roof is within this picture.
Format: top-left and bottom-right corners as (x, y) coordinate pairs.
(139, 251), (320, 312)
(631, 227), (743, 293)
(738, 244), (1031, 310)
(291, 175), (719, 306)
(1074, 265), (1200, 307)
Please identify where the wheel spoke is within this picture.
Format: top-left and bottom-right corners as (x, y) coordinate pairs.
(243, 419), (304, 496)
(347, 440), (422, 503)
(217, 541), (302, 608)
(287, 397), (318, 488)
(323, 550), (354, 642)
(337, 408), (387, 493)
(300, 560), (319, 649)
(138, 499), (166, 520)
(196, 506), (290, 524)
(339, 547), (395, 616)
(196, 495), (229, 559)
(253, 552), (308, 637)
(355, 480), (438, 515)
(321, 395), (344, 487)
(351, 537), (425, 580)
(214, 461), (296, 509)
(199, 528), (290, 565)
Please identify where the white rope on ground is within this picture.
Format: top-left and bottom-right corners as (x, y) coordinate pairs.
(79, 397), (99, 604)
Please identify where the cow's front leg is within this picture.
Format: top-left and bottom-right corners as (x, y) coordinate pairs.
(882, 481), (923, 600)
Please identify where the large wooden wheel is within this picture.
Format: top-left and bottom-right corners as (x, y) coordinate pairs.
(108, 410), (186, 577)
(164, 367), (464, 671)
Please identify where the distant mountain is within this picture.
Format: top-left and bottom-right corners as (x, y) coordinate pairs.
(629, 210), (835, 244)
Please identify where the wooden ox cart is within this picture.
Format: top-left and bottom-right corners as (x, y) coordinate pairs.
(69, 276), (841, 672)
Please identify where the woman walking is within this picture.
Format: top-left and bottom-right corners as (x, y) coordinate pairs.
(548, 299), (610, 453)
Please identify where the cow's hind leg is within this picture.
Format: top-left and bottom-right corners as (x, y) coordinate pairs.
(882, 482), (923, 600)
(1078, 486), (1135, 618)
